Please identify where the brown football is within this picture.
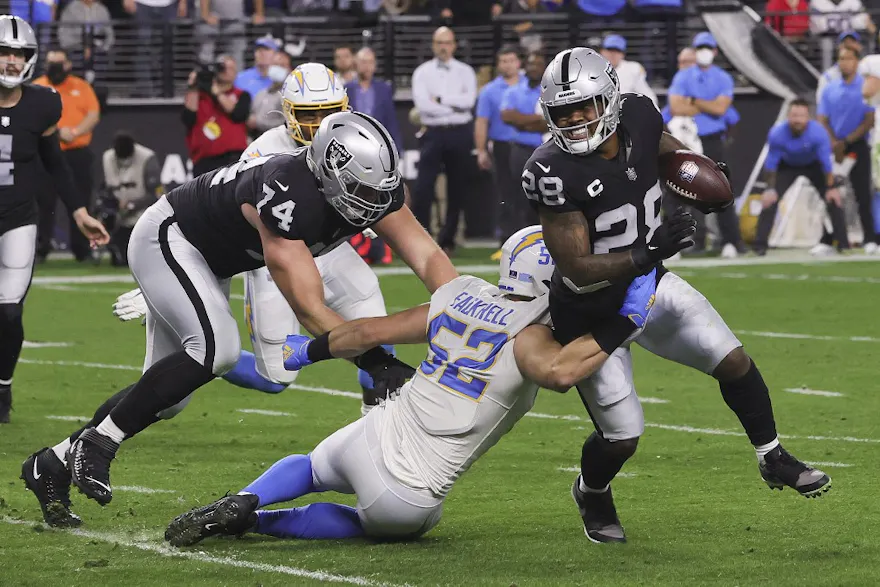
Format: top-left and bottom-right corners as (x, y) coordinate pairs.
(658, 150), (733, 214)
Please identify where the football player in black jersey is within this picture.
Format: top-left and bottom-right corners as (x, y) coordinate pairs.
(22, 111), (458, 527)
(523, 48), (830, 543)
(0, 16), (109, 425)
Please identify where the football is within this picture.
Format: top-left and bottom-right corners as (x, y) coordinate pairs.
(658, 150), (733, 214)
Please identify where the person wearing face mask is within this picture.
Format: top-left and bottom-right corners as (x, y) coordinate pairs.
(33, 48), (102, 263)
(247, 51), (291, 140)
(101, 131), (163, 266)
(668, 32), (744, 258)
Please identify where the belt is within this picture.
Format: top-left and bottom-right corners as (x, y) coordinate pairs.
(426, 122), (470, 129)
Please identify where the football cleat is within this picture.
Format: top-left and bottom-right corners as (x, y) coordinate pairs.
(68, 428), (119, 505)
(165, 493), (259, 547)
(21, 448), (82, 527)
(759, 446), (831, 498)
(571, 476), (626, 544)
(0, 385), (10, 424)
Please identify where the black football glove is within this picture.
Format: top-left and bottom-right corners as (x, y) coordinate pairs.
(354, 348), (416, 401)
(717, 161), (731, 183)
(632, 207), (696, 271)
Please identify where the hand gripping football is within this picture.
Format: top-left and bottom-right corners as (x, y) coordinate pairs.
(658, 150), (733, 214)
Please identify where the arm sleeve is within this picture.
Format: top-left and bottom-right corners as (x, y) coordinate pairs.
(228, 91), (252, 123)
(817, 87), (831, 117)
(39, 132), (85, 212)
(763, 127), (781, 172)
(718, 71), (734, 98)
(667, 70), (688, 97)
(412, 65), (454, 117)
(442, 65), (478, 110)
(181, 107), (197, 129)
(499, 86), (516, 111)
(475, 86), (493, 119)
(814, 126), (833, 174)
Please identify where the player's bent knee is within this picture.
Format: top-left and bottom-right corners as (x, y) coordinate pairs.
(601, 435), (640, 460)
(712, 346), (750, 382)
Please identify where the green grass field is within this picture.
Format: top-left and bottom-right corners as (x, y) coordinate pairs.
(1, 254), (879, 586)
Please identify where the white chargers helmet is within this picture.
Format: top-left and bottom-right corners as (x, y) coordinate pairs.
(306, 111), (402, 227)
(280, 62), (349, 145)
(540, 47), (621, 156)
(0, 15), (38, 88)
(498, 225), (555, 298)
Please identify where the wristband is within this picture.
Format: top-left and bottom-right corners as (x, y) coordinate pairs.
(353, 346), (393, 371)
(306, 332), (332, 363)
(631, 248), (654, 272)
(592, 314), (637, 355)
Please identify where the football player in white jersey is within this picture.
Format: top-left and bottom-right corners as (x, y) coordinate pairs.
(113, 63), (397, 412)
(164, 226), (657, 545)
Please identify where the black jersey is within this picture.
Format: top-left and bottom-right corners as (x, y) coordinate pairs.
(522, 94), (666, 343)
(0, 84), (62, 234)
(166, 149), (404, 279)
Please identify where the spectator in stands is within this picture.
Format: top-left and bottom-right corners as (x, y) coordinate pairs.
(817, 31), (862, 107)
(628, 0), (682, 82)
(499, 52), (545, 243)
(438, 0), (495, 25)
(101, 131), (163, 266)
(235, 36), (278, 98)
(183, 54), (252, 177)
(755, 98), (848, 256)
(491, 1), (547, 54)
(765, 0), (809, 38)
(57, 0), (114, 79)
(334, 46), (357, 84)
(33, 49), (101, 262)
(12, 0), (56, 51)
(818, 45), (878, 253)
(575, 0), (625, 20)
(247, 50), (292, 139)
(125, 0), (187, 97)
(475, 45), (524, 251)
(600, 34), (657, 107)
(810, 0), (875, 70)
(668, 32), (744, 258)
(346, 47), (402, 151)
(411, 26), (478, 255)
(197, 0), (257, 70)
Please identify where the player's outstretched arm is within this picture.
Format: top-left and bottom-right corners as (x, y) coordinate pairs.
(242, 203), (345, 337)
(374, 205), (458, 293)
(513, 325), (610, 393)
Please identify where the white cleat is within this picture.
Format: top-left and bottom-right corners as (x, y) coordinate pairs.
(864, 242), (879, 255)
(721, 243), (738, 259)
(809, 243), (837, 257)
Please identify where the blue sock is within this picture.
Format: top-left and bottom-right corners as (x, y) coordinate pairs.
(223, 350), (287, 394)
(241, 454), (321, 507)
(358, 344), (395, 390)
(255, 504), (363, 539)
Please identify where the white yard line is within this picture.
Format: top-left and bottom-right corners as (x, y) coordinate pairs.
(556, 467), (637, 478)
(45, 415), (89, 422)
(22, 341), (73, 348)
(674, 271), (880, 285)
(806, 461), (853, 468)
(115, 485), (177, 494)
(0, 517), (399, 586)
(735, 330), (880, 343)
(785, 388), (845, 398)
(19, 358), (880, 444)
(639, 397), (669, 404)
(36, 284), (129, 293)
(237, 408), (295, 417)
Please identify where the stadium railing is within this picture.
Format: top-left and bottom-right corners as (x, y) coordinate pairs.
(30, 9), (880, 102)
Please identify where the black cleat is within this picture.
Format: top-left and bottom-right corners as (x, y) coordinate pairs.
(165, 493), (259, 547)
(21, 448), (82, 527)
(0, 385), (11, 424)
(760, 445), (831, 498)
(68, 428), (119, 505)
(571, 476), (626, 544)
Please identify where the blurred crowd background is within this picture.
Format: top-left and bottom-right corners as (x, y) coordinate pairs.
(12, 0), (880, 264)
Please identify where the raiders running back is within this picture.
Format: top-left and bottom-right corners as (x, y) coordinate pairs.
(523, 92), (664, 342)
(166, 148), (404, 279)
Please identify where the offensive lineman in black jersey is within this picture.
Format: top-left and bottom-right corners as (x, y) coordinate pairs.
(21, 111), (458, 527)
(523, 48), (830, 543)
(0, 16), (109, 424)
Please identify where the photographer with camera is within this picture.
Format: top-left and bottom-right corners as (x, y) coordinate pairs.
(183, 55), (252, 177)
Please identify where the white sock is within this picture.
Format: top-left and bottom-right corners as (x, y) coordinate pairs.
(0, 377), (12, 386)
(51, 438), (72, 465)
(754, 437), (780, 464)
(579, 476), (609, 494)
(96, 416), (126, 444)
(360, 402), (374, 417)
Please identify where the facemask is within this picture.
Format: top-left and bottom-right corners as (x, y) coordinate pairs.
(46, 62), (68, 85)
(695, 49), (714, 67)
(268, 65), (288, 83)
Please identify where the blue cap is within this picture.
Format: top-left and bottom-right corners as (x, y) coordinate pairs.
(692, 32), (717, 49)
(602, 34), (627, 52)
(838, 31), (861, 43)
(254, 36), (281, 51)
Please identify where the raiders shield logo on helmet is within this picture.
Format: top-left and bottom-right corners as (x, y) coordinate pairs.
(325, 137), (354, 170)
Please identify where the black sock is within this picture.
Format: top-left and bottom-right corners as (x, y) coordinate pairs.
(719, 359), (777, 446)
(108, 351), (215, 436)
(0, 303), (25, 383)
(70, 383), (139, 442)
(580, 432), (638, 490)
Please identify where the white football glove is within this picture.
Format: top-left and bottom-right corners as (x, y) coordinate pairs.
(113, 288), (148, 322)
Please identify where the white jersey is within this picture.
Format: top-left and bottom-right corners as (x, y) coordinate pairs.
(372, 275), (550, 497)
(242, 125), (298, 160)
(616, 60), (657, 109)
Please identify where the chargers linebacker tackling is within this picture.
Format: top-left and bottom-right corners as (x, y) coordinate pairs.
(113, 63), (398, 412)
(164, 227), (657, 545)
(22, 111), (457, 527)
(0, 16), (109, 424)
(524, 48), (830, 543)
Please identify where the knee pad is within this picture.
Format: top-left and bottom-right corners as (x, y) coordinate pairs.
(261, 360), (300, 386)
(0, 303), (23, 324)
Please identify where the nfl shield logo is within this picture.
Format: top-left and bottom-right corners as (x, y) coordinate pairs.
(626, 167), (637, 181)
(1, 117), (9, 127)
(678, 161), (699, 183)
